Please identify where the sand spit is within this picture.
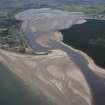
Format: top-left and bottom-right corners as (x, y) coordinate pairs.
(0, 8), (105, 105)
(60, 42), (105, 76)
(0, 48), (92, 105)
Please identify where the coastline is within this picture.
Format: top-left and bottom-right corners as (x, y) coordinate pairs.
(60, 41), (105, 75)
(0, 47), (93, 105)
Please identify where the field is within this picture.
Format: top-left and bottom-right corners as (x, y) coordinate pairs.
(54, 4), (105, 14)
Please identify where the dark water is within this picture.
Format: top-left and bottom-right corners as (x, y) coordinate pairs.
(61, 19), (105, 69)
(0, 63), (54, 105)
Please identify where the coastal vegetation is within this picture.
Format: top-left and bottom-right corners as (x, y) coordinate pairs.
(0, 19), (26, 53)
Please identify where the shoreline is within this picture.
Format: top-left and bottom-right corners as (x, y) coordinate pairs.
(60, 41), (105, 75)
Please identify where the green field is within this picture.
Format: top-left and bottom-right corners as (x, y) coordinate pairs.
(52, 4), (105, 14)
